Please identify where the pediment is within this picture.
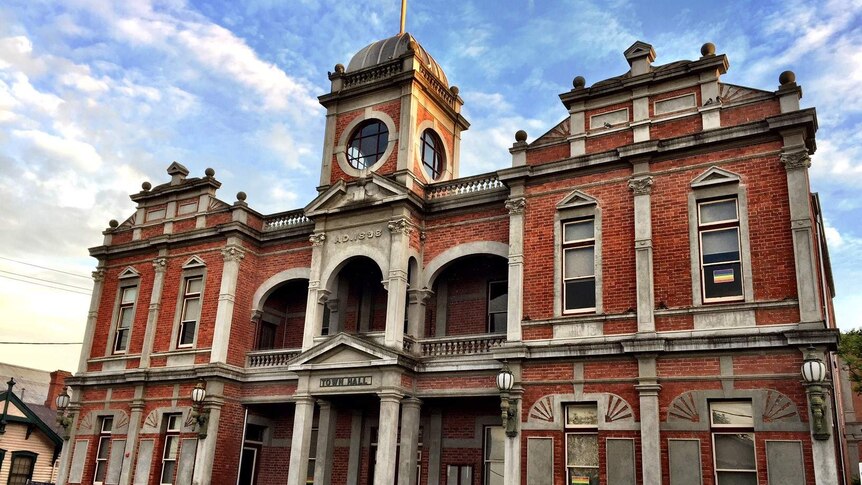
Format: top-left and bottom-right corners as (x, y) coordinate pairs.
(624, 41), (656, 62)
(305, 174), (410, 216)
(182, 256), (206, 269)
(557, 190), (598, 210)
(118, 267), (140, 279)
(531, 119), (570, 146)
(691, 166), (740, 188)
(288, 333), (411, 371)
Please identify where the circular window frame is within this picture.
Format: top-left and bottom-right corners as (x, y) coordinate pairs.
(419, 128), (446, 181)
(336, 110), (398, 177)
(415, 121), (452, 182)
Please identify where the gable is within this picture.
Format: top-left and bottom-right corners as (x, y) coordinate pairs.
(308, 346), (381, 365)
(7, 399), (27, 418)
(118, 267), (140, 279)
(557, 190), (598, 210)
(305, 174), (411, 216)
(182, 256), (206, 269)
(531, 119), (570, 146)
(691, 166), (741, 188)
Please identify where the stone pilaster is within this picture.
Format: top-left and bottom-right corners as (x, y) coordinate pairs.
(118, 387), (145, 485)
(628, 174), (655, 333)
(140, 256), (167, 368)
(77, 266), (106, 373)
(506, 193), (526, 342)
(313, 401), (336, 485)
(503, 389), (522, 485)
(56, 389), (82, 485)
(303, 232), (327, 350)
(374, 393), (402, 485)
(781, 144), (822, 324)
(287, 397), (316, 485)
(385, 219), (411, 350)
(636, 355), (661, 485)
(397, 398), (422, 485)
(210, 242), (245, 363)
(191, 381), (224, 485)
(406, 289), (432, 339)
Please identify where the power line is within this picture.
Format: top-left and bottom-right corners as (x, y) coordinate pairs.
(0, 341), (82, 345)
(0, 255), (91, 280)
(0, 274), (92, 296)
(0, 269), (93, 291)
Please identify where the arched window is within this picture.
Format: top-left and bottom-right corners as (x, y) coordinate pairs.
(347, 120), (389, 169)
(420, 129), (445, 180)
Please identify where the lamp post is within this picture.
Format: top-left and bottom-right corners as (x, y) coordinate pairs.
(801, 346), (830, 440)
(496, 364), (517, 438)
(190, 380), (209, 439)
(55, 386), (74, 440)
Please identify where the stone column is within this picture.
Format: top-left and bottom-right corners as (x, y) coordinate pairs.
(324, 298), (339, 335)
(636, 355), (662, 485)
(192, 381), (224, 485)
(505, 195), (525, 342)
(118, 387), (144, 485)
(628, 173), (655, 333)
(55, 390), (82, 485)
(77, 266), (106, 373)
(397, 398), (422, 485)
(807, 385), (840, 485)
(406, 289), (432, 340)
(374, 393), (402, 485)
(303, 232), (327, 350)
(781, 145), (822, 324)
(210, 241), (246, 363)
(313, 401), (336, 485)
(140, 256), (167, 368)
(287, 397), (316, 485)
(385, 219), (411, 350)
(503, 390), (522, 485)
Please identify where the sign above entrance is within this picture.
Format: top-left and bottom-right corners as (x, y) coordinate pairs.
(320, 376), (373, 388)
(331, 228), (384, 244)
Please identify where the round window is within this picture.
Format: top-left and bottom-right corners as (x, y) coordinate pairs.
(347, 120), (389, 170)
(420, 129), (445, 180)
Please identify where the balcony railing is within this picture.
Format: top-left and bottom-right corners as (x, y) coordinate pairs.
(247, 348), (302, 368)
(418, 334), (506, 357)
(426, 174), (505, 200)
(262, 209), (311, 232)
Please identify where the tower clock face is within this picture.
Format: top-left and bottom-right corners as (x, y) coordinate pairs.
(347, 119), (389, 169)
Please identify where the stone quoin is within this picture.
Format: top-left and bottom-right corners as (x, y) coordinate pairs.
(55, 29), (854, 485)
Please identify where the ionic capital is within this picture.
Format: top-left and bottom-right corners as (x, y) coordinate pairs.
(505, 197), (526, 215)
(780, 149), (811, 170)
(221, 245), (246, 263)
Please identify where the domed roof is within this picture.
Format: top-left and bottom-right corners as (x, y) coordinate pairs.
(346, 32), (448, 87)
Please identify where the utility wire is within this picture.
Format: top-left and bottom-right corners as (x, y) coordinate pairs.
(0, 269), (92, 291)
(0, 274), (91, 296)
(0, 255), (91, 279)
(0, 342), (82, 345)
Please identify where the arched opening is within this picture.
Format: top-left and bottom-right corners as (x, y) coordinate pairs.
(256, 279), (309, 350)
(424, 254), (508, 337)
(327, 256), (387, 335)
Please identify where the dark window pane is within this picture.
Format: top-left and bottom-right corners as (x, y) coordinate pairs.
(360, 136), (376, 159)
(258, 323), (276, 350)
(714, 434), (756, 470)
(347, 120), (388, 169)
(716, 471), (758, 485)
(565, 279), (596, 311)
(180, 321), (196, 345)
(161, 461), (177, 484)
(488, 282), (508, 312)
(115, 328), (129, 352)
(489, 313), (507, 334)
(704, 262), (743, 299)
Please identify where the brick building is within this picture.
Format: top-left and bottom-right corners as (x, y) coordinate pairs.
(59, 36), (847, 485)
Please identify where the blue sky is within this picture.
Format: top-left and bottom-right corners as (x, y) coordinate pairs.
(0, 0), (860, 371)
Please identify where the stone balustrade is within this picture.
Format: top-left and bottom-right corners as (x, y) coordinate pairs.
(262, 210), (311, 231)
(426, 174), (505, 200)
(418, 334), (506, 357)
(247, 348), (302, 368)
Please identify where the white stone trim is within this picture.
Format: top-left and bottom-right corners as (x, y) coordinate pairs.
(320, 243), (391, 293)
(334, 108), (399, 177)
(251, 267), (311, 312)
(422, 241), (509, 289)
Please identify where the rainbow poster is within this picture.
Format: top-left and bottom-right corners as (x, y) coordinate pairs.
(713, 268), (735, 284)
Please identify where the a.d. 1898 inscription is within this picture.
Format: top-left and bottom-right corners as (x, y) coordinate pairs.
(332, 229), (383, 244)
(320, 376), (373, 388)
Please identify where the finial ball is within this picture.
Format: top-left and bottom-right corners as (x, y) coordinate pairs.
(779, 70), (796, 85)
(142, 181), (152, 191)
(205, 167), (215, 177)
(515, 130), (528, 142)
(334, 63), (345, 74)
(109, 219), (119, 228)
(237, 191), (247, 201)
(573, 76), (586, 89)
(700, 42), (716, 56)
(450, 85), (460, 96)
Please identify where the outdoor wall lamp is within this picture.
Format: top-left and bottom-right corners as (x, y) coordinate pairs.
(801, 346), (830, 440)
(496, 364), (518, 438)
(55, 386), (74, 440)
(190, 380), (209, 439)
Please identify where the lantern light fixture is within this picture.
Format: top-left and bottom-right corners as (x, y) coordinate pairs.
(190, 379), (209, 439)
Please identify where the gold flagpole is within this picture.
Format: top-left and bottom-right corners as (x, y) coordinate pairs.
(400, 0), (407, 34)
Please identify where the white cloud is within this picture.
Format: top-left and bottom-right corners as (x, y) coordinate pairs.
(12, 129), (103, 172)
